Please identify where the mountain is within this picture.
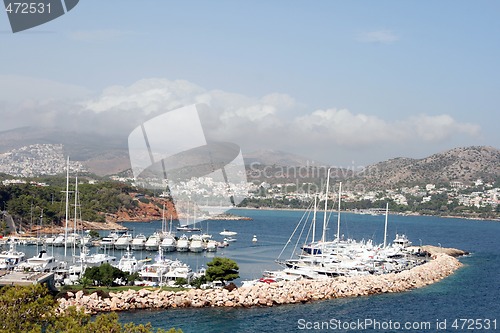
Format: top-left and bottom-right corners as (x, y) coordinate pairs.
(352, 146), (500, 189)
(243, 149), (325, 166)
(0, 127), (498, 188)
(0, 127), (129, 176)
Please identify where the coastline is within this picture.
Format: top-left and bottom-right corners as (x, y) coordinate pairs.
(235, 206), (500, 222)
(58, 246), (465, 314)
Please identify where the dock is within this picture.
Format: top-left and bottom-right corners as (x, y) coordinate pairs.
(0, 270), (56, 289)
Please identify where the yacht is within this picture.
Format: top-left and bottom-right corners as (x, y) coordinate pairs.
(44, 235), (56, 246)
(114, 233), (133, 250)
(145, 233), (161, 251)
(393, 234), (412, 248)
(75, 246), (117, 267)
(177, 225), (201, 232)
(176, 234), (190, 252)
(16, 249), (63, 272)
(164, 261), (194, 284)
(189, 234), (204, 253)
(100, 231), (120, 249)
(115, 248), (145, 274)
(220, 229), (237, 236)
(137, 250), (174, 286)
(65, 233), (81, 248)
(160, 233), (177, 252)
(52, 233), (66, 247)
(131, 234), (147, 251)
(0, 242), (26, 270)
(205, 239), (218, 252)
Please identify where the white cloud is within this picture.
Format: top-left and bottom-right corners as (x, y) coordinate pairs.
(82, 78), (480, 151)
(357, 29), (399, 44)
(293, 109), (480, 148)
(0, 76), (482, 164)
(84, 78), (206, 114)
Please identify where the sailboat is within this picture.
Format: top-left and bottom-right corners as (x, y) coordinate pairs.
(176, 201), (201, 232)
(160, 207), (177, 252)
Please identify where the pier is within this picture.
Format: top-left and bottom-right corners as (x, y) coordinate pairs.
(58, 246), (465, 314)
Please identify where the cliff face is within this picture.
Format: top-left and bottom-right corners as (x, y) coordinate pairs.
(107, 196), (178, 222)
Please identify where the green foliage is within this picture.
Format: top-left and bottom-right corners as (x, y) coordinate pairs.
(0, 285), (182, 333)
(88, 229), (100, 239)
(0, 284), (56, 332)
(0, 179), (141, 226)
(174, 277), (188, 286)
(190, 275), (207, 289)
(83, 263), (128, 287)
(205, 257), (239, 284)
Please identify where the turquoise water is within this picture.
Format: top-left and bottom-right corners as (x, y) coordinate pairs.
(115, 209), (499, 332)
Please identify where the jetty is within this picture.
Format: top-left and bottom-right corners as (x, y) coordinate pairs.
(58, 246), (464, 314)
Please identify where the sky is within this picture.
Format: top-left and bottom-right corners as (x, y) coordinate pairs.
(1, 0), (499, 167)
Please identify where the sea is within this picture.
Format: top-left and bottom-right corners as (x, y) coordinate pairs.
(17, 209), (500, 332)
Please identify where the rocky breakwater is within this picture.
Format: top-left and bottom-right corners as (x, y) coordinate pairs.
(58, 248), (464, 314)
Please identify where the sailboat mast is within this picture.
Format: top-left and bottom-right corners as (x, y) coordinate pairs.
(73, 176), (78, 257)
(64, 157), (70, 257)
(336, 182), (342, 241)
(321, 168), (331, 243)
(162, 204), (166, 233)
(383, 202), (389, 248)
(312, 195), (317, 243)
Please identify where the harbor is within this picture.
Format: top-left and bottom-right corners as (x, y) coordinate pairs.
(58, 246), (465, 313)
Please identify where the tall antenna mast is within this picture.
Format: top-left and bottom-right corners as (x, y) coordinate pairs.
(321, 168), (331, 243)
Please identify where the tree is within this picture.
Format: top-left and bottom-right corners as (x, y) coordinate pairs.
(83, 263), (128, 287)
(0, 284), (56, 332)
(88, 230), (100, 239)
(0, 285), (182, 333)
(205, 257), (239, 285)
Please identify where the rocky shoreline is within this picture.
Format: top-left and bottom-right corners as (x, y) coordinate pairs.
(58, 247), (464, 314)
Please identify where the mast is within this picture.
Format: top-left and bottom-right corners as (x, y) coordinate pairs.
(336, 182), (342, 241)
(73, 176), (78, 257)
(383, 202), (389, 248)
(312, 195), (317, 243)
(321, 168), (331, 243)
(162, 204), (166, 233)
(64, 157), (70, 257)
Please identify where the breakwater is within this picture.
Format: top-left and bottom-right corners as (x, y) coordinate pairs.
(58, 248), (464, 314)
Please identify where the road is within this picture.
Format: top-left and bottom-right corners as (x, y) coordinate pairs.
(1, 211), (17, 235)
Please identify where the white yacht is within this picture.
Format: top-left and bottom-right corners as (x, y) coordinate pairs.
(220, 229), (237, 236)
(75, 246), (117, 267)
(114, 233), (133, 250)
(137, 250), (173, 286)
(205, 239), (218, 252)
(144, 233), (161, 251)
(164, 261), (194, 284)
(115, 248), (145, 274)
(52, 234), (66, 247)
(160, 233), (177, 252)
(0, 242), (26, 270)
(131, 234), (147, 251)
(65, 233), (81, 248)
(44, 235), (56, 246)
(189, 234), (204, 253)
(100, 231), (120, 249)
(16, 249), (63, 272)
(176, 234), (190, 252)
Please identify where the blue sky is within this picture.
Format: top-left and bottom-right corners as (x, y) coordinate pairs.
(1, 1), (499, 166)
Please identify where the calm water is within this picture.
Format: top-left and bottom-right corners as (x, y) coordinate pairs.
(24, 209), (499, 332)
(116, 209), (500, 332)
